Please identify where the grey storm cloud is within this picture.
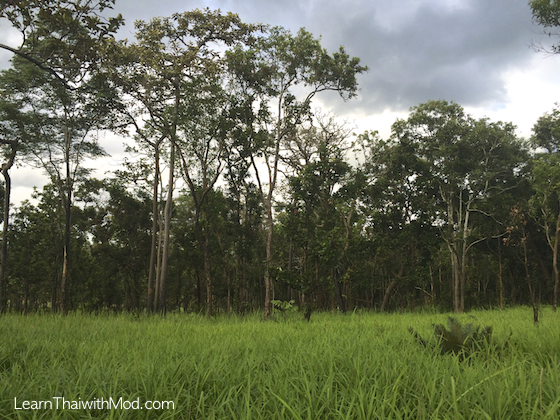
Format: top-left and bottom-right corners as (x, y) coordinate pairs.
(1, 0), (546, 114)
(283, 0), (537, 113)
(208, 0), (540, 113)
(153, 0), (539, 113)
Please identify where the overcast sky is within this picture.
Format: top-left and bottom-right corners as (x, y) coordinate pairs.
(1, 0), (560, 204)
(105, 0), (560, 126)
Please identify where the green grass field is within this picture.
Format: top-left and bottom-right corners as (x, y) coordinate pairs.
(1, 307), (559, 419)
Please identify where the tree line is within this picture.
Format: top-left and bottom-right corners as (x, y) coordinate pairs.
(0, 1), (559, 319)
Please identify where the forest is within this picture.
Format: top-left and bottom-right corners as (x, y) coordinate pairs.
(1, 0), (560, 320)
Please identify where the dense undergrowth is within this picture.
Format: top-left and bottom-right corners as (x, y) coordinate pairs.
(0, 307), (559, 419)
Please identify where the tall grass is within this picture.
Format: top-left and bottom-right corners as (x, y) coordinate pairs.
(0, 307), (559, 419)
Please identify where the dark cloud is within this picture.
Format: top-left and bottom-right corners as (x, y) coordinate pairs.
(298, 0), (538, 113)
(207, 0), (543, 115)
(0, 0), (550, 115)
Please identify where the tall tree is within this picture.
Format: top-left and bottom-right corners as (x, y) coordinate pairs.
(2, 0), (124, 314)
(227, 27), (367, 317)
(2, 1), (123, 315)
(115, 9), (262, 314)
(175, 75), (229, 318)
(4, 54), (117, 313)
(281, 113), (359, 313)
(0, 65), (36, 312)
(358, 129), (437, 312)
(389, 100), (527, 312)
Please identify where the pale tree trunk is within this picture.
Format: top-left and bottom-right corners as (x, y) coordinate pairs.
(445, 195), (461, 313)
(252, 88), (286, 320)
(381, 263), (404, 312)
(128, 122), (165, 314)
(444, 189), (471, 314)
(154, 209), (163, 312)
(459, 203), (471, 313)
(541, 210), (560, 312)
(381, 281), (398, 312)
(250, 155), (276, 319)
(60, 113), (72, 315)
(451, 250), (460, 313)
(60, 198), (71, 314)
(156, 84), (180, 315)
(147, 143), (161, 313)
(158, 142), (175, 315)
(203, 213), (213, 318)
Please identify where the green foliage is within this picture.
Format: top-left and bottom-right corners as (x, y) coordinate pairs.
(532, 106), (560, 153)
(0, 0), (124, 88)
(530, 0), (560, 53)
(434, 317), (493, 356)
(382, 100), (528, 312)
(410, 317), (507, 360)
(531, 0), (560, 26)
(271, 299), (297, 317)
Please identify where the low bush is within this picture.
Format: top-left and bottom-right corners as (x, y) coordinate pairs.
(409, 316), (511, 360)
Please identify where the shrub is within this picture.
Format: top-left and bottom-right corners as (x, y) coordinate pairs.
(409, 317), (505, 360)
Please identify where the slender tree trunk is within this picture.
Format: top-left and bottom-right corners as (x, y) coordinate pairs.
(449, 246), (460, 313)
(147, 143), (161, 313)
(51, 255), (59, 312)
(381, 262), (405, 312)
(331, 268), (345, 312)
(0, 148), (16, 313)
(522, 228), (539, 325)
(157, 83), (181, 315)
(459, 253), (466, 313)
(154, 209), (163, 312)
(264, 200), (274, 318)
(445, 195), (461, 313)
(236, 254), (242, 313)
(253, 90), (284, 319)
(459, 207), (470, 313)
(60, 197), (71, 314)
(158, 142), (175, 315)
(203, 214), (213, 318)
(60, 118), (72, 315)
(498, 237), (504, 309)
(381, 280), (398, 312)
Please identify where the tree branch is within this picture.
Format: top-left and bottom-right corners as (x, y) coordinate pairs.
(0, 43), (72, 90)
